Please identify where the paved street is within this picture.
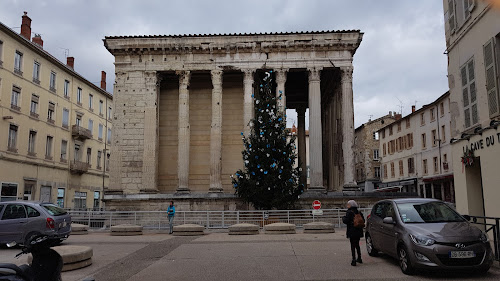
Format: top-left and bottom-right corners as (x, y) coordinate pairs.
(0, 230), (499, 281)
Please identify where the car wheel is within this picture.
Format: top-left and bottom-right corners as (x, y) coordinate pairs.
(475, 265), (490, 274)
(23, 231), (41, 247)
(366, 233), (378, 257)
(398, 244), (415, 275)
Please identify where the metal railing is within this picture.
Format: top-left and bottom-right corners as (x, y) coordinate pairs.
(67, 208), (371, 230)
(467, 215), (500, 263)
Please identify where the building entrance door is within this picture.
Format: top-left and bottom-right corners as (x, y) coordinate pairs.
(40, 186), (52, 203)
(465, 159), (485, 217)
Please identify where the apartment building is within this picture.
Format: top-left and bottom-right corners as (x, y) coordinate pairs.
(378, 92), (455, 203)
(354, 113), (396, 192)
(0, 13), (112, 209)
(443, 1), (500, 217)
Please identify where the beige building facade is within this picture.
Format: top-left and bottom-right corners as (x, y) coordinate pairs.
(378, 92), (455, 203)
(354, 113), (396, 192)
(103, 30), (363, 210)
(442, 1), (500, 217)
(0, 13), (112, 209)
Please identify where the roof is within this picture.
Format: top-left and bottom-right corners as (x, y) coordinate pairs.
(0, 20), (113, 100)
(104, 30), (362, 40)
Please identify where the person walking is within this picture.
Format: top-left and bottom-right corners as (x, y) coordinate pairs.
(342, 200), (365, 266)
(167, 201), (176, 234)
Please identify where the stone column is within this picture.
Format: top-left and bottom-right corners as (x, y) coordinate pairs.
(210, 70), (223, 193)
(308, 67), (324, 190)
(341, 66), (357, 188)
(142, 71), (160, 192)
(177, 71), (191, 193)
(243, 69), (255, 136)
(275, 69), (287, 113)
(297, 106), (307, 187)
(440, 183), (445, 200)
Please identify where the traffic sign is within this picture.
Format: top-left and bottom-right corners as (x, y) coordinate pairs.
(312, 200), (321, 210)
(312, 209), (323, 215)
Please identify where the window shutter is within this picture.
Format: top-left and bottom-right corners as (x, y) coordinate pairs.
(484, 38), (499, 117)
(49, 102), (55, 111)
(448, 0), (456, 33)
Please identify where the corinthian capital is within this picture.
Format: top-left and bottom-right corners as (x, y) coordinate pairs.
(341, 66), (353, 84)
(242, 69), (255, 83)
(275, 68), (288, 84)
(211, 70), (223, 86)
(308, 67), (322, 82)
(177, 70), (191, 89)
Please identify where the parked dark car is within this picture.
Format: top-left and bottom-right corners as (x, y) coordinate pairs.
(365, 198), (493, 275)
(0, 201), (72, 245)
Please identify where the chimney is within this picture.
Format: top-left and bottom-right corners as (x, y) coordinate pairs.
(67, 57), (74, 69)
(101, 71), (106, 90)
(32, 34), (43, 48)
(21, 11), (32, 40)
(395, 114), (402, 120)
(412, 105), (416, 113)
(389, 111), (392, 116)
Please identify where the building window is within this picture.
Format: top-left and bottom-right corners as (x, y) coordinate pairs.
(461, 58), (478, 128)
(62, 108), (69, 129)
(74, 144), (81, 161)
(432, 130), (437, 147)
(1, 183), (18, 202)
(399, 160), (404, 176)
(57, 188), (65, 208)
(440, 102), (445, 116)
(74, 192), (87, 210)
(106, 153), (110, 171)
(374, 167), (381, 178)
(49, 71), (56, 92)
(98, 124), (103, 140)
(30, 94), (39, 118)
(11, 86), (21, 110)
(14, 51), (23, 75)
(408, 133), (414, 148)
(88, 119), (93, 135)
(381, 130), (385, 139)
(389, 125), (393, 136)
(397, 122), (401, 132)
(86, 148), (92, 165)
(373, 132), (379, 140)
(28, 130), (36, 156)
(433, 157), (439, 174)
(45, 136), (53, 160)
(408, 158), (415, 174)
(97, 150), (102, 169)
(93, 191), (100, 210)
(463, 0), (474, 19)
(383, 164), (388, 179)
(484, 36), (500, 117)
(406, 118), (411, 129)
(390, 162), (395, 178)
(76, 114), (82, 127)
(421, 113), (425, 125)
(107, 128), (112, 144)
(0, 40), (3, 65)
(48, 102), (55, 123)
(60, 140), (67, 162)
(108, 107), (112, 119)
(373, 149), (379, 160)
(448, 0), (456, 33)
(423, 159), (428, 175)
(430, 108), (435, 121)
(24, 181), (34, 201)
(99, 100), (104, 116)
(443, 154), (449, 171)
(64, 80), (70, 98)
(421, 133), (426, 149)
(383, 143), (386, 156)
(8, 124), (18, 152)
(33, 61), (40, 84)
(77, 87), (82, 104)
(441, 125), (446, 143)
(89, 94), (93, 110)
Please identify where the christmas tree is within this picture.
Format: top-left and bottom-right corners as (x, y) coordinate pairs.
(232, 71), (303, 210)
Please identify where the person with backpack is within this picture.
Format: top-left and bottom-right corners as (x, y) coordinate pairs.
(342, 200), (365, 266)
(167, 201), (176, 234)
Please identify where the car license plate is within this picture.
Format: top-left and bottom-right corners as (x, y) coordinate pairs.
(449, 251), (475, 258)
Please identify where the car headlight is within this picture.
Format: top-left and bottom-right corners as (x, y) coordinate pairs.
(409, 233), (435, 246)
(480, 232), (489, 243)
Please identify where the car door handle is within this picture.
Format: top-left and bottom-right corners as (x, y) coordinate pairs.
(19, 221), (26, 223)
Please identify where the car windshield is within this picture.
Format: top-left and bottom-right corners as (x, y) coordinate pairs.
(396, 201), (466, 223)
(41, 204), (67, 216)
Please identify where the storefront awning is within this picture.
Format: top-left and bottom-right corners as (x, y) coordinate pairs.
(422, 173), (454, 182)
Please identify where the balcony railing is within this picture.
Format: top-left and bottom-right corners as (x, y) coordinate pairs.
(72, 125), (92, 140)
(30, 111), (39, 119)
(10, 104), (21, 111)
(14, 68), (23, 76)
(70, 160), (89, 174)
(32, 78), (40, 85)
(47, 118), (55, 125)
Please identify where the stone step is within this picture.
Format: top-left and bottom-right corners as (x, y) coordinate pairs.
(173, 224), (205, 236)
(29, 245), (93, 272)
(303, 222), (336, 233)
(71, 223), (89, 235)
(264, 223), (296, 234)
(110, 224), (143, 236)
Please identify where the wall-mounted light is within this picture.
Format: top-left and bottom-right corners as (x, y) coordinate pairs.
(2, 116), (13, 120)
(474, 126), (483, 135)
(490, 120), (500, 129)
(450, 138), (457, 144)
(460, 133), (471, 140)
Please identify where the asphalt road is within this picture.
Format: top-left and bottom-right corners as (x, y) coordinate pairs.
(0, 230), (499, 281)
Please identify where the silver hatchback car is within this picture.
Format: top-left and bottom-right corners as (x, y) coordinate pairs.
(0, 201), (72, 245)
(365, 198), (493, 275)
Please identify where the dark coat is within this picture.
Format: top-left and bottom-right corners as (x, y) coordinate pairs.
(342, 207), (364, 239)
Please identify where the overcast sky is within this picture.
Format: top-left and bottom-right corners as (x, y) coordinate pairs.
(0, 0), (449, 128)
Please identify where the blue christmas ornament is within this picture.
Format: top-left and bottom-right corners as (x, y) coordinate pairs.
(257, 165), (261, 168)
(264, 171), (268, 175)
(233, 183), (238, 187)
(255, 156), (259, 159)
(278, 118), (282, 121)
(251, 172), (255, 175)
(279, 170), (282, 173)
(251, 94), (254, 98)
(283, 152), (286, 155)
(288, 158), (292, 162)
(279, 90), (282, 94)
(249, 144), (252, 148)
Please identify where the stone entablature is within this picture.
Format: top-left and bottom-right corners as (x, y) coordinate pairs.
(103, 30), (363, 205)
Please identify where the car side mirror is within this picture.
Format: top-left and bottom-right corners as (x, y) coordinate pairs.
(463, 215), (471, 221)
(383, 217), (396, 225)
